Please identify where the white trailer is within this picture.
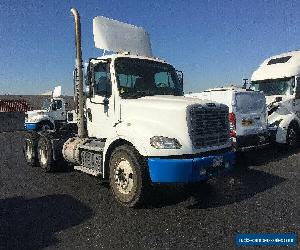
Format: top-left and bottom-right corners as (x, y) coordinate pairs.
(186, 87), (268, 151)
(23, 9), (235, 207)
(251, 50), (300, 147)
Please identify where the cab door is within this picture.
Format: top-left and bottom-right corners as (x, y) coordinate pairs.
(50, 99), (66, 121)
(85, 61), (115, 138)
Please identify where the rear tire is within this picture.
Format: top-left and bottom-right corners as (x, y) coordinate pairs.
(23, 132), (39, 167)
(286, 123), (299, 148)
(37, 133), (56, 172)
(109, 145), (151, 207)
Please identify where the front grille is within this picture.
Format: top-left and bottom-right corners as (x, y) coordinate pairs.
(188, 105), (229, 149)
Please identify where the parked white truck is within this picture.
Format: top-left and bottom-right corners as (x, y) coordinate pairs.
(23, 8), (235, 207)
(186, 87), (269, 151)
(25, 86), (67, 131)
(251, 50), (300, 147)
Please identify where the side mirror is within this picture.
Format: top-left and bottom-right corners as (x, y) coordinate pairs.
(292, 81), (295, 88)
(176, 70), (183, 85)
(85, 85), (92, 98)
(85, 63), (94, 98)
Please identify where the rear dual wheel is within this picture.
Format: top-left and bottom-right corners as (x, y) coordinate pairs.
(23, 132), (57, 172)
(23, 132), (39, 167)
(37, 134), (56, 172)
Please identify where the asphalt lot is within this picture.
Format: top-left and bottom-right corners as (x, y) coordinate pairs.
(0, 131), (299, 249)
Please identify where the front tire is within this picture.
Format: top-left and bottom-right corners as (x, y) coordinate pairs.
(109, 145), (151, 207)
(37, 133), (55, 172)
(286, 124), (299, 148)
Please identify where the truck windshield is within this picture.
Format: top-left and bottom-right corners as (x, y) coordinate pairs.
(115, 58), (183, 98)
(250, 77), (294, 96)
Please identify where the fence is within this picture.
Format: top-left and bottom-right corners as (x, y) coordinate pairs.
(0, 100), (29, 112)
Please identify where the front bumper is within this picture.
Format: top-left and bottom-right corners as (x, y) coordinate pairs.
(24, 122), (38, 131)
(233, 132), (269, 151)
(147, 151), (235, 183)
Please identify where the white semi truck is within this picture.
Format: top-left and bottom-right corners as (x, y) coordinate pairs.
(23, 8), (235, 207)
(251, 50), (300, 147)
(25, 86), (68, 131)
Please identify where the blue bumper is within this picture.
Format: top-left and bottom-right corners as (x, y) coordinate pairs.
(24, 123), (38, 131)
(148, 151), (235, 183)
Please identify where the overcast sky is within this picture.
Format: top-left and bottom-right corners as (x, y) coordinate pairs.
(0, 0), (299, 95)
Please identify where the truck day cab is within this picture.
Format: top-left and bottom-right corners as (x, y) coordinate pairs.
(23, 8), (235, 207)
(251, 50), (300, 147)
(25, 86), (67, 131)
(186, 87), (268, 151)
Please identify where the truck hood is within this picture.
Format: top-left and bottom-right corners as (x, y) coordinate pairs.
(26, 109), (49, 123)
(117, 95), (230, 156)
(27, 110), (48, 116)
(121, 95), (223, 111)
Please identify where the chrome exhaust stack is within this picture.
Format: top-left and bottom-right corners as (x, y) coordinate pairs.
(70, 8), (86, 138)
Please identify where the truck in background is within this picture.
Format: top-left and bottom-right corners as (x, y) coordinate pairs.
(25, 86), (68, 131)
(186, 87), (269, 151)
(251, 50), (300, 147)
(23, 8), (235, 207)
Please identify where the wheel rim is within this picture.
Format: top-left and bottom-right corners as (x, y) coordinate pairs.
(39, 145), (48, 166)
(287, 127), (297, 146)
(25, 139), (33, 161)
(114, 158), (134, 195)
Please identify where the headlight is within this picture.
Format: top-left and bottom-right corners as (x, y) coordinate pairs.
(150, 136), (182, 149)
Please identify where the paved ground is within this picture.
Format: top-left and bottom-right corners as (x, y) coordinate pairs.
(0, 132), (299, 249)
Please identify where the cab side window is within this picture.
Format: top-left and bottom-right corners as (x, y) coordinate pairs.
(52, 100), (62, 111)
(94, 63), (111, 96)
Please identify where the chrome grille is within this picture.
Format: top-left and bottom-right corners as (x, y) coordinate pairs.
(188, 105), (229, 148)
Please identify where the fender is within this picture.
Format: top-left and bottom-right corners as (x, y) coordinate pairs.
(274, 113), (300, 143)
(26, 115), (55, 130)
(102, 134), (148, 178)
(103, 134), (148, 160)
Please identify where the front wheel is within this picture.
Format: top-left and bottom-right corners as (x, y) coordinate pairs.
(286, 124), (299, 148)
(109, 145), (151, 207)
